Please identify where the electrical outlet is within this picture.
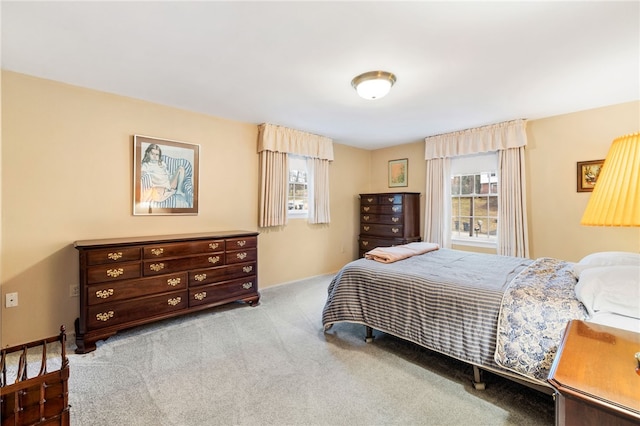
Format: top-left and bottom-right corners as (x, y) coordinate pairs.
(69, 285), (79, 297)
(5, 292), (18, 308)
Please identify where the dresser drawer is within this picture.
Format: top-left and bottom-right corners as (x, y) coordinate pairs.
(225, 236), (257, 251)
(189, 277), (257, 307)
(143, 253), (224, 276)
(87, 272), (188, 305)
(360, 204), (403, 215)
(361, 213), (403, 225)
(225, 248), (257, 264)
(143, 239), (224, 259)
(86, 247), (141, 265)
(360, 223), (404, 237)
(379, 194), (403, 204)
(359, 236), (401, 251)
(87, 290), (188, 329)
(190, 262), (257, 286)
(360, 195), (379, 205)
(87, 261), (142, 284)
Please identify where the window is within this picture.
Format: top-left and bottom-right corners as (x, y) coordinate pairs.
(288, 155), (308, 218)
(450, 153), (498, 247)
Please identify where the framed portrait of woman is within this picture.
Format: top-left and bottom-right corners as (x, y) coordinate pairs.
(133, 135), (200, 215)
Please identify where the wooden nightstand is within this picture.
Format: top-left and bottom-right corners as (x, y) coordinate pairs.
(548, 320), (640, 426)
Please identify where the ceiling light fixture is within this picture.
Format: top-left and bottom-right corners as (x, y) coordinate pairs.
(351, 71), (397, 100)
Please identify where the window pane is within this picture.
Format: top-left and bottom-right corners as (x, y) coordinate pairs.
(461, 175), (474, 195)
(451, 197), (460, 217)
(459, 197), (471, 216)
(473, 196), (488, 216)
(451, 176), (460, 195)
(488, 196), (498, 216)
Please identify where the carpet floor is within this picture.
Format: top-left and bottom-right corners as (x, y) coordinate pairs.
(67, 274), (554, 425)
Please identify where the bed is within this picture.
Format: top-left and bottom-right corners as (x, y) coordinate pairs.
(1, 326), (70, 426)
(322, 246), (640, 393)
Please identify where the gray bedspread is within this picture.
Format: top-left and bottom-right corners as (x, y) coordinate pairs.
(322, 249), (532, 370)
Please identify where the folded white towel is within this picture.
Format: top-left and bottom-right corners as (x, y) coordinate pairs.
(364, 242), (439, 263)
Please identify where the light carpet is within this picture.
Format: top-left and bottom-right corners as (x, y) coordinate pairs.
(67, 274), (554, 426)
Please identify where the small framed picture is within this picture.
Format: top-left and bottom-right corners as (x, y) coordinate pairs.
(577, 159), (605, 192)
(133, 135), (200, 215)
(388, 158), (408, 188)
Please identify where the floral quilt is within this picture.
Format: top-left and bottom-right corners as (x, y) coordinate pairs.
(494, 257), (588, 384)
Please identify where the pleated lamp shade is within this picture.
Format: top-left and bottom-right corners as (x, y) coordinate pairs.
(581, 132), (640, 226)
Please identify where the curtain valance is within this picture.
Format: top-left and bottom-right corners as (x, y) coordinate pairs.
(258, 123), (334, 161)
(424, 119), (527, 160)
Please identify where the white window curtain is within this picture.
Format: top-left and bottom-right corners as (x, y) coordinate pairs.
(424, 119), (529, 257)
(257, 123), (333, 227)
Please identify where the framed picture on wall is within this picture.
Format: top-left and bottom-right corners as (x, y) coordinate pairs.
(133, 135), (200, 215)
(576, 159), (604, 192)
(388, 158), (408, 188)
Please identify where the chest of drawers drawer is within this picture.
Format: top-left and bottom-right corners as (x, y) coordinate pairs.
(361, 213), (403, 225)
(360, 223), (404, 237)
(87, 290), (188, 329)
(225, 248), (257, 264)
(189, 276), (257, 307)
(143, 253), (225, 276)
(189, 262), (257, 286)
(87, 272), (188, 305)
(143, 239), (224, 259)
(86, 247), (141, 265)
(360, 204), (403, 215)
(87, 261), (142, 284)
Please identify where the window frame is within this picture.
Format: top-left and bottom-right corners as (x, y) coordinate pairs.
(450, 153), (498, 249)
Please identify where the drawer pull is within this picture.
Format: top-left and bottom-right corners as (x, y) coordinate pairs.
(194, 273), (207, 282)
(150, 263), (165, 272)
(362, 241), (369, 246)
(150, 248), (164, 256)
(363, 215), (370, 221)
(392, 206), (400, 212)
(366, 198), (374, 202)
(167, 297), (182, 306)
(209, 242), (219, 250)
(242, 282), (253, 289)
(96, 311), (114, 322)
(392, 228), (399, 233)
(392, 217), (399, 223)
(387, 197), (394, 202)
(236, 240), (247, 247)
(243, 266), (253, 273)
(363, 226), (370, 231)
(107, 252), (123, 261)
(208, 256), (220, 264)
(363, 206), (370, 212)
(96, 289), (114, 299)
(106, 268), (124, 278)
(194, 292), (207, 301)
(237, 252), (247, 260)
(167, 277), (181, 287)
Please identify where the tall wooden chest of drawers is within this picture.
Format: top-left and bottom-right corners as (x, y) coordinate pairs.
(74, 231), (259, 354)
(358, 192), (421, 257)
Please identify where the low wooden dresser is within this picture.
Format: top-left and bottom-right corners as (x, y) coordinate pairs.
(548, 320), (640, 426)
(358, 192), (421, 257)
(74, 231), (259, 354)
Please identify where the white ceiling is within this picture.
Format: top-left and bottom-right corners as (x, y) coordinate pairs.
(2, 1), (639, 150)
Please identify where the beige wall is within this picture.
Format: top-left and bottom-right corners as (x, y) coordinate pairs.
(1, 70), (638, 347)
(527, 102), (640, 260)
(0, 71), (369, 346)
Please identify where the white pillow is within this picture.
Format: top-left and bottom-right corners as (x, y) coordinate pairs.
(572, 251), (640, 278)
(575, 265), (640, 319)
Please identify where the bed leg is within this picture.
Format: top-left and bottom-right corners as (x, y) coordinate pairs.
(472, 365), (486, 390)
(365, 326), (374, 343)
